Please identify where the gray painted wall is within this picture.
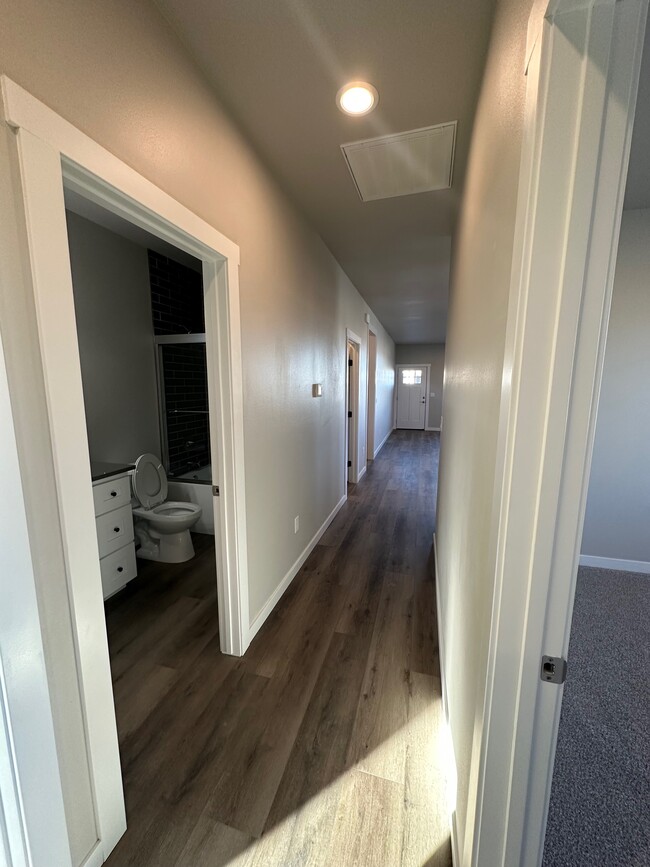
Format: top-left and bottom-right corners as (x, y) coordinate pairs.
(581, 208), (650, 564)
(67, 211), (161, 465)
(395, 343), (445, 428)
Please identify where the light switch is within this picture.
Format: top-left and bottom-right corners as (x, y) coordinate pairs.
(312, 383), (323, 397)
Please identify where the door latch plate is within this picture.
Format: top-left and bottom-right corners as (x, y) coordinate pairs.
(212, 485), (220, 497)
(540, 655), (567, 684)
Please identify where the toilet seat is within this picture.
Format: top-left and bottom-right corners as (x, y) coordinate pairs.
(132, 501), (202, 523)
(132, 453), (168, 509)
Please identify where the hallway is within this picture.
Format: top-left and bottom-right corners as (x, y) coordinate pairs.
(105, 430), (450, 866)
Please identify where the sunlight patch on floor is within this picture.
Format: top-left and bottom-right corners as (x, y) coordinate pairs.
(210, 689), (454, 867)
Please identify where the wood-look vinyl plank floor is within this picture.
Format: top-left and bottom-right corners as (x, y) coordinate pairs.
(105, 430), (451, 866)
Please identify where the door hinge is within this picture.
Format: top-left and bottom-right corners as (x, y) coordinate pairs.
(347, 460), (352, 468)
(348, 410), (353, 418)
(348, 358), (353, 367)
(212, 485), (220, 497)
(540, 655), (567, 684)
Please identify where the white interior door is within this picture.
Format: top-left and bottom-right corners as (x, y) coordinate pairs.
(396, 366), (427, 429)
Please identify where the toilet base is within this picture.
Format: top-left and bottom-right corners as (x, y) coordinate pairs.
(135, 524), (196, 563)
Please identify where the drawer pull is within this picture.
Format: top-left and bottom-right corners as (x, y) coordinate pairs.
(114, 527), (120, 533)
(110, 490), (117, 497)
(117, 566), (124, 573)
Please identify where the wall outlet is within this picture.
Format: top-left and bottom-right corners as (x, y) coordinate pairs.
(294, 515), (300, 534)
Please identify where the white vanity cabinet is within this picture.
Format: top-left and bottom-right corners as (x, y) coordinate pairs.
(92, 470), (137, 599)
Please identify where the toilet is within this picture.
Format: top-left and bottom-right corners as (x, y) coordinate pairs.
(131, 454), (202, 563)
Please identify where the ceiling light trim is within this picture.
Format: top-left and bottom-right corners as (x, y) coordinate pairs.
(336, 81), (379, 116)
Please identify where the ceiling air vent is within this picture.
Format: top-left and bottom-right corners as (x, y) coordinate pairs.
(341, 121), (457, 202)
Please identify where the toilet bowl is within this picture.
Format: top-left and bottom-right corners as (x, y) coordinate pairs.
(131, 454), (202, 563)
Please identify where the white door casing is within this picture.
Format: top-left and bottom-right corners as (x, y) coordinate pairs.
(395, 365), (428, 429)
(467, 1), (648, 866)
(0, 77), (250, 864)
(0, 331), (71, 867)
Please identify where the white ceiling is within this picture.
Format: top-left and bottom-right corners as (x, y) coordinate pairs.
(154, 0), (496, 343)
(625, 17), (650, 210)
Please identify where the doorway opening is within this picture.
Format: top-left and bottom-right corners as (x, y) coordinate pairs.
(395, 364), (430, 430)
(63, 193), (226, 860)
(65, 201), (217, 586)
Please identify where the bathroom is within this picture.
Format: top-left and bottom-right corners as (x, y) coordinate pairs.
(65, 195), (217, 600)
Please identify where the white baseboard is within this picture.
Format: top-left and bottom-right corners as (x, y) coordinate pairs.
(434, 533), (460, 867)
(357, 464), (367, 482)
(80, 841), (106, 867)
(426, 426), (441, 432)
(373, 428), (392, 458)
(248, 494), (347, 643)
(579, 554), (650, 575)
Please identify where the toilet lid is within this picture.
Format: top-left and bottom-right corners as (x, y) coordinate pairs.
(132, 454), (168, 509)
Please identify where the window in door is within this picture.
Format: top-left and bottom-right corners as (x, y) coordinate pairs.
(401, 369), (423, 385)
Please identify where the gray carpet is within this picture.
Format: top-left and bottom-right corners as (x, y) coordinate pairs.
(542, 566), (650, 867)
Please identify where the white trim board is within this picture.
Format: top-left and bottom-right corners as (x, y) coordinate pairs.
(0, 329), (71, 866)
(433, 534), (460, 867)
(373, 428), (392, 459)
(579, 555), (650, 575)
(79, 844), (107, 867)
(248, 494), (347, 643)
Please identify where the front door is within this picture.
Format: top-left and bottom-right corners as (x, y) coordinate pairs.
(396, 366), (427, 429)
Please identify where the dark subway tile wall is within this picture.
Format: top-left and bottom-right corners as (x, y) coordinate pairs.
(148, 250), (210, 477)
(148, 250), (205, 335)
(160, 343), (211, 477)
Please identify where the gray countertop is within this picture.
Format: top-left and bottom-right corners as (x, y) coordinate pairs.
(91, 461), (135, 482)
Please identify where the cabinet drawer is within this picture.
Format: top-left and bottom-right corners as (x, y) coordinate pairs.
(93, 475), (131, 517)
(96, 504), (134, 559)
(100, 543), (137, 599)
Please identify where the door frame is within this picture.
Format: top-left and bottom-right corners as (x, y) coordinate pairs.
(0, 77), (250, 863)
(345, 329), (362, 484)
(468, 1), (648, 865)
(366, 329), (377, 460)
(394, 363), (430, 430)
(0, 331), (72, 867)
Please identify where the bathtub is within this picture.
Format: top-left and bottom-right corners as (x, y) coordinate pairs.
(167, 464), (214, 534)
(176, 464), (212, 482)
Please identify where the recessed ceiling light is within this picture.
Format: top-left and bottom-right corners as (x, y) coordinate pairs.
(336, 81), (378, 116)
